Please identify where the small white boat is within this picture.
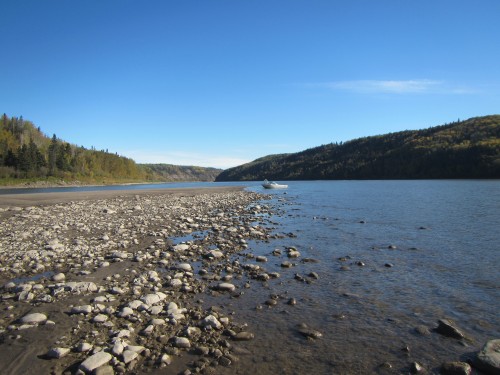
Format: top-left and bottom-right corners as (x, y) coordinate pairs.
(262, 179), (288, 189)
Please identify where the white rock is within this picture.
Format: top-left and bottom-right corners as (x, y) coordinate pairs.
(169, 279), (183, 287)
(46, 347), (70, 359)
(92, 314), (108, 323)
(122, 349), (138, 364)
(160, 353), (172, 365)
(118, 307), (134, 318)
(76, 342), (93, 352)
(128, 300), (143, 310)
(174, 337), (191, 348)
(202, 315), (222, 329)
(207, 249), (224, 259)
(19, 312), (47, 325)
(112, 341), (125, 356)
(65, 282), (98, 293)
(141, 292), (166, 306)
(79, 351), (113, 373)
(177, 263), (192, 271)
(51, 273), (66, 282)
(217, 283), (236, 292)
(173, 244), (190, 252)
(71, 305), (93, 315)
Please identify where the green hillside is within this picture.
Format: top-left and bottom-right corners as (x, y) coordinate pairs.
(0, 114), (219, 185)
(216, 115), (500, 181)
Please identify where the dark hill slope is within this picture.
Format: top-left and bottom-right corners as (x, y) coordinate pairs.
(216, 115), (500, 181)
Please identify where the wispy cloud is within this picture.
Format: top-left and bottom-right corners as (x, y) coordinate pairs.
(309, 79), (479, 95)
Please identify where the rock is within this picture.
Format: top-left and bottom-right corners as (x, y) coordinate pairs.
(297, 323), (322, 339)
(46, 347), (71, 359)
(435, 319), (466, 340)
(206, 249), (224, 259)
(414, 325), (431, 336)
(118, 307), (134, 318)
(112, 341), (125, 356)
(122, 349), (139, 364)
(173, 244), (190, 252)
(177, 263), (192, 271)
(94, 365), (115, 375)
(202, 315), (222, 329)
(256, 256), (267, 262)
(51, 273), (66, 282)
(65, 281), (98, 293)
(71, 305), (93, 315)
(160, 353), (172, 365)
(217, 283), (236, 292)
(79, 351), (113, 373)
(174, 336), (191, 348)
(141, 292), (166, 306)
(233, 332), (254, 341)
(440, 361), (471, 375)
(19, 312), (47, 325)
(92, 314), (108, 323)
(475, 339), (500, 375)
(410, 362), (425, 374)
(76, 342), (93, 352)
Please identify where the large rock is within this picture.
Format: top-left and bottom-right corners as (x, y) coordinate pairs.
(475, 339), (500, 375)
(19, 312), (47, 325)
(435, 319), (466, 339)
(79, 351), (113, 373)
(440, 361), (471, 375)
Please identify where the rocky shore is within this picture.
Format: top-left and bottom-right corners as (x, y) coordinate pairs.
(0, 187), (290, 374)
(1, 187), (498, 375)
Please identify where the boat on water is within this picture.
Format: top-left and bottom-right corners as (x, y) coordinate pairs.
(262, 179), (288, 189)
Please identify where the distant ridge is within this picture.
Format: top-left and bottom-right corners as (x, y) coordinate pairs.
(216, 115), (500, 181)
(140, 164), (222, 182)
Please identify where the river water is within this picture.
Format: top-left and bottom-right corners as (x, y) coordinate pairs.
(224, 180), (499, 374)
(3, 180), (499, 374)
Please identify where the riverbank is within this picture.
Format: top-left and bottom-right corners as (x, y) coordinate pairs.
(0, 187), (284, 374)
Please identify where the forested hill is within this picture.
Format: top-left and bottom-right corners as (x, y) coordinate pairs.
(216, 115), (500, 181)
(0, 114), (219, 184)
(140, 164), (222, 182)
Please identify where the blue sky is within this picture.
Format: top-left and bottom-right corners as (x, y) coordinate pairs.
(1, 0), (499, 168)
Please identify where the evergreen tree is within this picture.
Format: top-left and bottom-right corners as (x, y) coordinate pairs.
(48, 134), (58, 175)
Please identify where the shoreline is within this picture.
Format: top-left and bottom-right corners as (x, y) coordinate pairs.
(0, 186), (243, 209)
(0, 188), (276, 374)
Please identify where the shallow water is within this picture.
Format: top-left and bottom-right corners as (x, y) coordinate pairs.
(212, 180), (500, 374)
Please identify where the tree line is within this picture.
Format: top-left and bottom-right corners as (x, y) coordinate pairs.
(216, 115), (500, 181)
(0, 114), (146, 181)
